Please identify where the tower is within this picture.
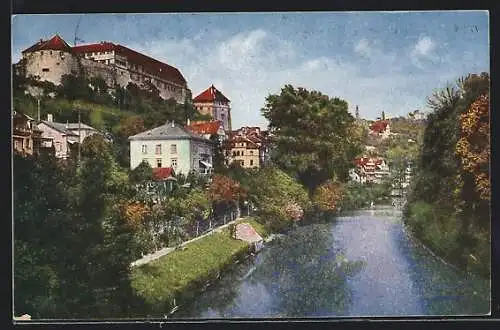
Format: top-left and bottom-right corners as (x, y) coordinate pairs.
(193, 85), (232, 132)
(355, 105), (360, 120)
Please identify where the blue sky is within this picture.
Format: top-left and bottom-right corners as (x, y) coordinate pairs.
(12, 11), (489, 128)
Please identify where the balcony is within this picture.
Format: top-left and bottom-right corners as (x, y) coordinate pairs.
(13, 127), (32, 136)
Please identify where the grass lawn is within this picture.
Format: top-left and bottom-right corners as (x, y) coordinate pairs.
(130, 217), (268, 311)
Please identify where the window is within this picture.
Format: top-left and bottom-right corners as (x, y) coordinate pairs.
(241, 150), (244, 156)
(42, 68), (50, 72)
(49, 51), (53, 55)
(156, 159), (162, 168)
(56, 141), (62, 151)
(250, 160), (253, 166)
(40, 51), (44, 55)
(240, 160), (244, 166)
(250, 150), (254, 155)
(232, 151), (236, 157)
(141, 145), (147, 154)
(155, 144), (162, 155)
(170, 144), (177, 154)
(171, 158), (177, 167)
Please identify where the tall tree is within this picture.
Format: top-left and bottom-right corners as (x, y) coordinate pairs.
(261, 85), (362, 193)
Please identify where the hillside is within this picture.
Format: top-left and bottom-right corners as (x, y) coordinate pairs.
(12, 71), (212, 167)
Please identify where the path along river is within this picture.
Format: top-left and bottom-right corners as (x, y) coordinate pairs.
(173, 206), (490, 318)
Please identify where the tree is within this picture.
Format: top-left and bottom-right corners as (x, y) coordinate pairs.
(455, 93), (490, 227)
(129, 160), (153, 184)
(261, 85), (363, 194)
(312, 181), (344, 214)
(210, 134), (226, 173)
(246, 166), (310, 231)
(118, 116), (145, 140)
(207, 174), (247, 217)
(57, 74), (93, 101)
(404, 72), (490, 276)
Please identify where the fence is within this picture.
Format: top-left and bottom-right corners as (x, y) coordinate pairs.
(134, 203), (256, 259)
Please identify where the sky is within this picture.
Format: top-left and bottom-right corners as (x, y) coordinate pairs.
(11, 11), (489, 128)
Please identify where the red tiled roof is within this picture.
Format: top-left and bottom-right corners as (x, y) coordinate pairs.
(193, 85), (230, 103)
(152, 167), (175, 181)
(228, 136), (260, 149)
(186, 120), (223, 135)
(71, 42), (116, 53)
(23, 35), (186, 86)
(22, 34), (72, 53)
(73, 42), (187, 86)
(369, 120), (390, 133)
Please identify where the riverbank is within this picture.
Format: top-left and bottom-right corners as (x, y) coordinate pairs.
(403, 201), (490, 279)
(129, 217), (269, 316)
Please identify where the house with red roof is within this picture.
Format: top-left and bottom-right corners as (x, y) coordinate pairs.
(368, 120), (391, 139)
(185, 120), (226, 141)
(223, 135), (261, 168)
(350, 156), (390, 184)
(193, 85), (232, 132)
(17, 34), (190, 104)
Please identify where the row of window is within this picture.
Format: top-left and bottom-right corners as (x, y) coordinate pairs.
(38, 51), (65, 56)
(87, 51), (113, 56)
(143, 158), (177, 168)
(230, 150), (254, 156)
(142, 144), (177, 155)
(235, 160), (253, 166)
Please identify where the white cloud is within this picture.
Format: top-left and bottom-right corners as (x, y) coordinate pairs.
(354, 38), (373, 57)
(13, 28), (471, 128)
(413, 36), (436, 57)
(410, 36), (438, 69)
(132, 29), (450, 127)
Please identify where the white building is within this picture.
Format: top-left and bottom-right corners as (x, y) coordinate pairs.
(350, 157), (391, 184)
(128, 121), (214, 176)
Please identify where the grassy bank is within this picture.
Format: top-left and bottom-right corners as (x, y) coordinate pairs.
(129, 217), (269, 315)
(404, 201), (490, 278)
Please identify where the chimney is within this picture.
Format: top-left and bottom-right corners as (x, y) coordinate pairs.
(171, 120), (175, 128)
(47, 114), (53, 122)
(66, 120), (69, 129)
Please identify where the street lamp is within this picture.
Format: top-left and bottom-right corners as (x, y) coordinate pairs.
(244, 200), (249, 217)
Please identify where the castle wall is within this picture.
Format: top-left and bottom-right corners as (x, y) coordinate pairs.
(80, 57), (118, 89)
(22, 46), (189, 104)
(23, 50), (77, 85)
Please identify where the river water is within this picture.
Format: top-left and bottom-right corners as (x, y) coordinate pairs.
(173, 206), (490, 318)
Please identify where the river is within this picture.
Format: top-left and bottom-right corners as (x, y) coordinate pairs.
(173, 206), (490, 318)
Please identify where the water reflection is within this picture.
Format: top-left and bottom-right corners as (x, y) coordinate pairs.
(174, 207), (490, 318)
(175, 224), (365, 318)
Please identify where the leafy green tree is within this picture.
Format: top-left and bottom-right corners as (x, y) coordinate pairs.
(210, 134), (226, 173)
(57, 74), (93, 101)
(405, 72), (490, 276)
(129, 160), (154, 184)
(261, 85), (363, 194)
